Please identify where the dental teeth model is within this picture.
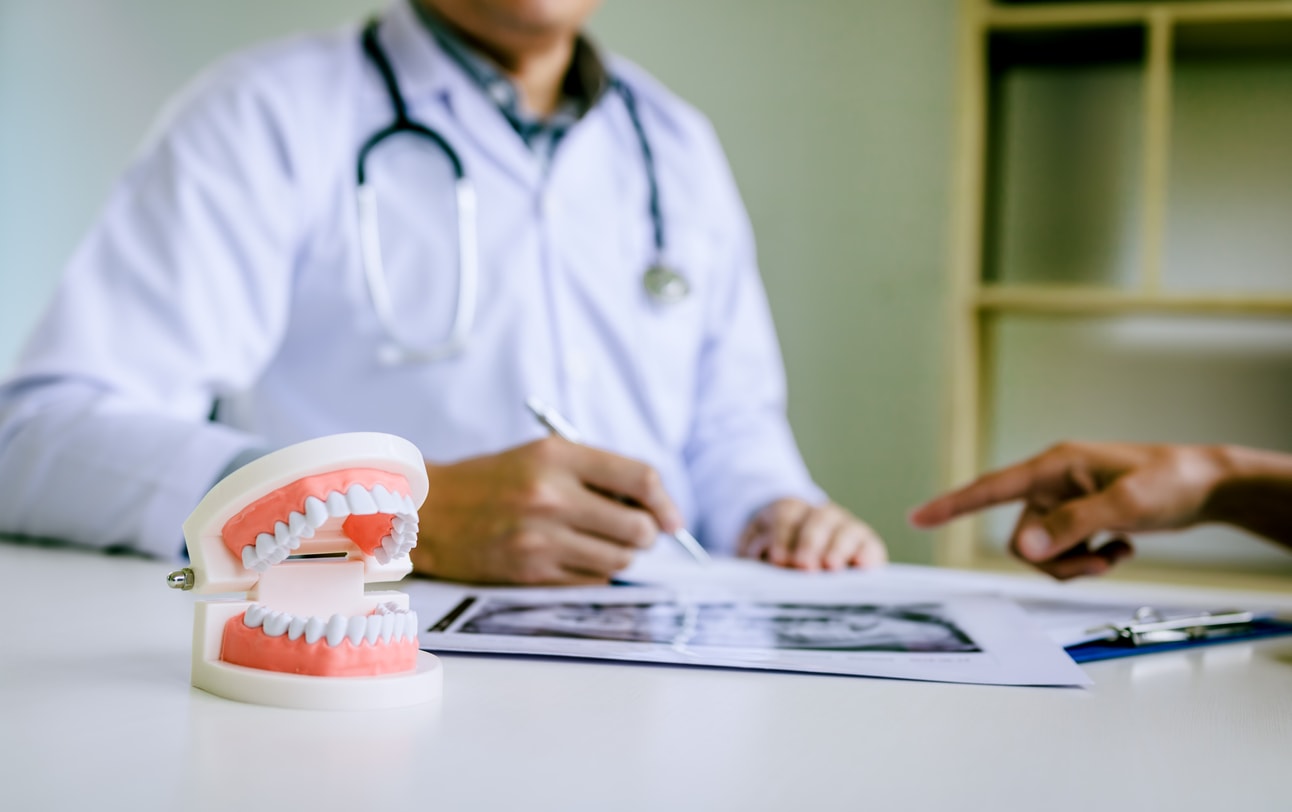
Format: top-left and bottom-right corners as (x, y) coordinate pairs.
(172, 432), (442, 709)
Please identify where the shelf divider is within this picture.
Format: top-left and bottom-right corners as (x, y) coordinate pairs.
(977, 285), (1292, 315)
(940, 0), (993, 568)
(1140, 9), (1173, 294)
(985, 1), (1292, 30)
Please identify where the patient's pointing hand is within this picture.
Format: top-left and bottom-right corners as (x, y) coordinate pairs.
(410, 438), (681, 585)
(909, 442), (1234, 580)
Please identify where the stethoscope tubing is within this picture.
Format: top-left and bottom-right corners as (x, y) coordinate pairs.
(356, 17), (680, 365)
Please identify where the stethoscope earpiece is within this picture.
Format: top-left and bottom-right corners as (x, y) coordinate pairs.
(643, 265), (690, 306)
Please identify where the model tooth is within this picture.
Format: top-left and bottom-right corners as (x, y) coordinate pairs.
(288, 511), (313, 540)
(374, 547), (391, 565)
(372, 484), (397, 513)
(374, 602), (395, 615)
(401, 494), (417, 514)
(385, 533), (410, 558)
(264, 611), (290, 637)
(346, 615), (366, 646)
(405, 612), (420, 641)
(287, 616), (307, 641)
(244, 604), (269, 628)
(304, 496), (329, 528)
(304, 616), (326, 644)
(241, 545), (260, 570)
(256, 532), (276, 558)
(365, 616), (382, 645)
(325, 491), (349, 518)
(392, 516), (409, 534)
(274, 520), (292, 548)
(381, 612), (397, 642)
(325, 614), (347, 647)
(346, 484), (378, 515)
(269, 545), (290, 565)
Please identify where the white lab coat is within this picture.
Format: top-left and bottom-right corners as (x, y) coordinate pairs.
(0, 1), (823, 559)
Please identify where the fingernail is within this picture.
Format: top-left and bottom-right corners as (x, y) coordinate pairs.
(1019, 527), (1050, 560)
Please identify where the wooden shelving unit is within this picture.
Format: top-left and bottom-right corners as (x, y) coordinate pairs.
(939, 0), (1292, 587)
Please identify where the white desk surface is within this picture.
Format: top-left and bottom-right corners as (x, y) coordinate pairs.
(2, 542), (1290, 812)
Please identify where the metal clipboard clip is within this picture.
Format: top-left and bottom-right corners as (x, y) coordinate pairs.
(1089, 606), (1259, 647)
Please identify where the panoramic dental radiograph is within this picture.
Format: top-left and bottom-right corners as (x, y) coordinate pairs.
(170, 432), (442, 709)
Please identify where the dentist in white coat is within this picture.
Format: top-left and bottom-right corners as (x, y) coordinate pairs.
(0, 0), (886, 584)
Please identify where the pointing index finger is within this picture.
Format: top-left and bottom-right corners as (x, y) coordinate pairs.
(910, 457), (1046, 528)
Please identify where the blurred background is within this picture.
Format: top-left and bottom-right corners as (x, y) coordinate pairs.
(2, 1), (1289, 576)
(0, 0), (955, 563)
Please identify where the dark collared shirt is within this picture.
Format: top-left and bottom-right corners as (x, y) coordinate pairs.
(413, 3), (609, 161)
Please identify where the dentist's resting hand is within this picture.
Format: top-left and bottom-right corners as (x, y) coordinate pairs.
(909, 442), (1292, 580)
(412, 437), (680, 585)
(738, 498), (888, 572)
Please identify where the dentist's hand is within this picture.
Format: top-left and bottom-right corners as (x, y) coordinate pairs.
(411, 438), (682, 585)
(738, 498), (888, 572)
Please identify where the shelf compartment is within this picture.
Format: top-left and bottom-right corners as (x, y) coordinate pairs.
(1165, 23), (1292, 294)
(983, 25), (1147, 289)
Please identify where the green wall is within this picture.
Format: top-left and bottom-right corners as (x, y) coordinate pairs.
(593, 2), (956, 562)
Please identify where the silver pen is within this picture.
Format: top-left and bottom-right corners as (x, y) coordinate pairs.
(525, 396), (711, 564)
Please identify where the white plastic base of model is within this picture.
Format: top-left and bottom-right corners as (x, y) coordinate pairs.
(192, 600), (441, 711)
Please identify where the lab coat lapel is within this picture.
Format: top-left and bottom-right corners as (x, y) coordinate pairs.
(436, 71), (543, 190)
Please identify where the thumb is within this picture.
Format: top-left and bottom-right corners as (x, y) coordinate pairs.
(1019, 485), (1138, 561)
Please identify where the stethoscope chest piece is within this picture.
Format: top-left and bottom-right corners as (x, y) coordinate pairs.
(643, 264), (690, 306)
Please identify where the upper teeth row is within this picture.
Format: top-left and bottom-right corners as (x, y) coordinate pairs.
(240, 484), (419, 572)
(243, 602), (420, 647)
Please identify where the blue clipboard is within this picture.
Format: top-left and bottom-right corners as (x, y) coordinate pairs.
(1067, 616), (1292, 663)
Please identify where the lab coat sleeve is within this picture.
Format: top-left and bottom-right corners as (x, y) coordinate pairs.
(684, 126), (827, 555)
(0, 58), (307, 559)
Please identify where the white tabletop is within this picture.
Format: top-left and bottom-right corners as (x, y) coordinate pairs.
(2, 542), (1290, 812)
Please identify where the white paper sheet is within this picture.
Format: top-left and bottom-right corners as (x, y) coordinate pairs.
(406, 576), (1092, 687)
(616, 557), (1257, 647)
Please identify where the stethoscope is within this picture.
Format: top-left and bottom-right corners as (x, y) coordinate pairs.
(356, 20), (690, 365)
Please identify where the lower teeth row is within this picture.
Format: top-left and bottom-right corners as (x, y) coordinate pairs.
(243, 604), (420, 647)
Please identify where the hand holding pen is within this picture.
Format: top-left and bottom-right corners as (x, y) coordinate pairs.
(410, 401), (701, 584)
(526, 397), (711, 564)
